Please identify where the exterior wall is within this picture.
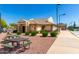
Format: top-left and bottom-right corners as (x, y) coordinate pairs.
(29, 25), (54, 32)
(44, 25), (52, 31)
(25, 22), (28, 32)
(16, 19), (57, 32)
(18, 24), (25, 32)
(17, 23), (57, 32)
(29, 25), (36, 31)
(17, 21), (28, 32)
(59, 26), (66, 30)
(52, 25), (57, 31)
(36, 25), (42, 31)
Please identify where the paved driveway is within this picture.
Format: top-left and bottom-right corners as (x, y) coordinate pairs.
(47, 30), (79, 54)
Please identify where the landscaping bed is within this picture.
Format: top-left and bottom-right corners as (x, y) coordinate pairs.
(21, 36), (56, 54)
(12, 30), (58, 54)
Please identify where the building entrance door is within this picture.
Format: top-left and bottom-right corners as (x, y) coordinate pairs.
(22, 26), (25, 33)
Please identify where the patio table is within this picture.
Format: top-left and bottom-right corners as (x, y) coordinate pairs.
(1, 36), (31, 53)
(6, 37), (29, 48)
(7, 37), (29, 42)
(6, 35), (19, 39)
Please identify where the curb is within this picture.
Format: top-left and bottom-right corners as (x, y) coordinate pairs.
(69, 31), (79, 39)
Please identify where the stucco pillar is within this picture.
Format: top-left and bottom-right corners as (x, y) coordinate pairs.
(51, 25), (53, 31)
(17, 25), (20, 32)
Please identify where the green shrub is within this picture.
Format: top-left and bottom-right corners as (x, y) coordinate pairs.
(17, 32), (21, 35)
(42, 31), (48, 37)
(31, 31), (37, 36)
(68, 26), (74, 31)
(50, 31), (58, 37)
(25, 32), (30, 35)
(40, 30), (44, 33)
(40, 30), (47, 33)
(35, 31), (39, 33)
(68, 28), (74, 31)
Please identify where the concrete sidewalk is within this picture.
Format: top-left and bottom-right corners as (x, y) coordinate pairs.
(47, 30), (79, 54)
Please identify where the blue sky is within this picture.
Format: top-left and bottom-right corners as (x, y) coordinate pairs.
(0, 4), (79, 26)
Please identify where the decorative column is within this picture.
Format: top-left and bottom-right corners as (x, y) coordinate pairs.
(51, 25), (53, 31)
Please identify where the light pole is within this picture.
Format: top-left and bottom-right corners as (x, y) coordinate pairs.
(59, 13), (66, 24)
(56, 4), (60, 31)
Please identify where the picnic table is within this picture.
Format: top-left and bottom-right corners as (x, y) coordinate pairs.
(6, 36), (30, 47)
(1, 35), (32, 53)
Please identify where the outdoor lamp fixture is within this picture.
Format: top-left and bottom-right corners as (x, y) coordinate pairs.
(59, 13), (66, 24)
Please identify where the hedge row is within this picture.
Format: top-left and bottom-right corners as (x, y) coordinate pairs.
(16, 30), (58, 37)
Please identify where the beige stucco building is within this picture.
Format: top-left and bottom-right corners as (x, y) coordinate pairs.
(16, 17), (57, 32)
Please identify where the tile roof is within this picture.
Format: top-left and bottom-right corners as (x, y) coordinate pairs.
(29, 18), (53, 25)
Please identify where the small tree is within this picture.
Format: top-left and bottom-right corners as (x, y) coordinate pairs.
(0, 19), (8, 28)
(9, 23), (16, 26)
(9, 23), (16, 29)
